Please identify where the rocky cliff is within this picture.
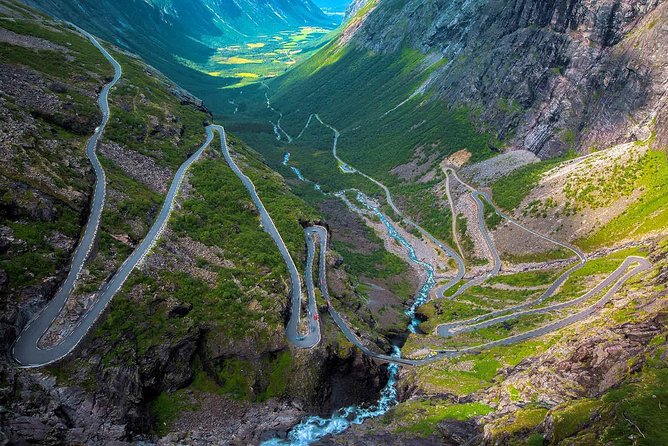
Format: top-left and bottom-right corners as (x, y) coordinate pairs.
(345, 0), (668, 157)
(264, 0), (667, 162)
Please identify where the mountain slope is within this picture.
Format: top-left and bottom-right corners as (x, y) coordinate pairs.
(0, 2), (395, 443)
(342, 0), (668, 158)
(23, 0), (335, 102)
(245, 0), (667, 165)
(215, 0), (668, 444)
(218, 0), (667, 269)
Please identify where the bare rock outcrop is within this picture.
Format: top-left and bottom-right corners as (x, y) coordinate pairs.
(346, 0), (668, 157)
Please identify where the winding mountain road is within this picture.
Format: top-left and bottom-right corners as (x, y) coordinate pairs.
(435, 168), (589, 337)
(303, 223), (649, 364)
(437, 256), (646, 337)
(12, 30), (214, 367)
(19, 60), (648, 369)
(446, 190), (502, 298)
(275, 107), (651, 364)
(210, 124), (320, 348)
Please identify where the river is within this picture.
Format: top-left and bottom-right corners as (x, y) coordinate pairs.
(261, 164), (439, 445)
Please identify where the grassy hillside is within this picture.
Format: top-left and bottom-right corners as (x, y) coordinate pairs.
(224, 44), (498, 178)
(86, 132), (320, 396)
(214, 41), (500, 264)
(0, 4), (361, 437)
(0, 7), (114, 313)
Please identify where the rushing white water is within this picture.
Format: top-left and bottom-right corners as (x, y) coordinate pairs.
(282, 152), (321, 190)
(363, 197), (436, 332)
(262, 158), (439, 444)
(261, 346), (401, 446)
(354, 192), (436, 332)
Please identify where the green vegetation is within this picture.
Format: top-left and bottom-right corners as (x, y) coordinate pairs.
(0, 17), (115, 304)
(489, 269), (562, 288)
(104, 51), (208, 170)
(489, 407), (548, 438)
(456, 213), (475, 255)
(501, 248), (574, 264)
(202, 26), (333, 88)
(215, 357), (255, 400)
(563, 147), (645, 211)
(273, 46), (497, 176)
(387, 399), (493, 436)
(490, 158), (564, 211)
(150, 391), (198, 436)
(326, 199), (411, 283)
(436, 312), (555, 349)
(0, 18), (112, 80)
(333, 240), (407, 279)
(482, 198), (503, 229)
(148, 349), (293, 434)
(417, 299), (488, 333)
(226, 135), (320, 259)
(541, 246), (644, 306)
(389, 179), (456, 248)
(551, 399), (603, 443)
(524, 196), (558, 218)
(98, 156), (163, 238)
(0, 207), (79, 293)
(411, 338), (555, 396)
(220, 45), (498, 229)
(71, 44), (212, 298)
(417, 247), (645, 350)
(597, 361), (668, 445)
(97, 148), (307, 353)
(94, 130), (317, 410)
(578, 150), (668, 249)
(417, 284), (540, 333)
(487, 348), (668, 445)
(259, 350), (293, 400)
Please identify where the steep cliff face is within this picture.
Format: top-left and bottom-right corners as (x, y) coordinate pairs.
(344, 0), (668, 157)
(268, 0), (667, 160)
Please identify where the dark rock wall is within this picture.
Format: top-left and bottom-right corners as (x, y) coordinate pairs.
(347, 0), (668, 156)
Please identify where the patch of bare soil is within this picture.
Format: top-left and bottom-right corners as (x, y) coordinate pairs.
(501, 142), (648, 244)
(0, 27), (71, 53)
(445, 149), (472, 167)
(361, 276), (411, 329)
(460, 150), (540, 185)
(100, 142), (174, 193)
(319, 198), (379, 254)
(491, 220), (566, 259)
(143, 229), (235, 286)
